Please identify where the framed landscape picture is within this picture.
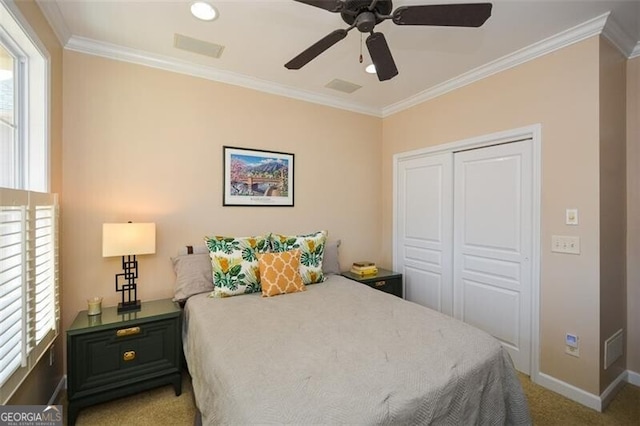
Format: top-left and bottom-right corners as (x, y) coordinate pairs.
(223, 146), (294, 207)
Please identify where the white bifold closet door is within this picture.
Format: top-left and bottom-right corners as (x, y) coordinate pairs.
(453, 140), (532, 374)
(397, 140), (533, 374)
(396, 153), (453, 316)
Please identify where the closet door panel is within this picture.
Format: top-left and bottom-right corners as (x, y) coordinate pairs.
(453, 140), (533, 374)
(396, 153), (453, 315)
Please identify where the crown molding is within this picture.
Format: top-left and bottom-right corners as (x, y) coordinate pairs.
(602, 13), (638, 57)
(65, 35), (382, 117)
(2, 0), (50, 60)
(631, 42), (640, 59)
(382, 12), (610, 117)
(36, 0), (71, 46)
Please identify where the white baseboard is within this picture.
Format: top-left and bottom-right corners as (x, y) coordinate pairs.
(627, 370), (640, 386)
(48, 375), (66, 405)
(600, 371), (627, 410)
(535, 372), (602, 411)
(533, 370), (638, 412)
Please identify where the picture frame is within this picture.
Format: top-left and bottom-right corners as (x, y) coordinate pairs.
(223, 146), (294, 207)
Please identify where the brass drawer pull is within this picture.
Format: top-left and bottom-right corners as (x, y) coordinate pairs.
(374, 281), (386, 287)
(116, 326), (141, 337)
(123, 350), (136, 361)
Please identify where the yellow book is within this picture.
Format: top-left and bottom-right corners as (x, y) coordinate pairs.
(350, 266), (378, 275)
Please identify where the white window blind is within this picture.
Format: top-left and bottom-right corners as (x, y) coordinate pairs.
(0, 188), (58, 404)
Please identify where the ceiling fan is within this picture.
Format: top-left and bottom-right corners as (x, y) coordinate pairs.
(285, 0), (493, 82)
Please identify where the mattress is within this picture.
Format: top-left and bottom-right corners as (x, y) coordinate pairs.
(183, 275), (531, 425)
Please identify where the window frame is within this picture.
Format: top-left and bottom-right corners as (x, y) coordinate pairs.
(0, 0), (51, 193)
(0, 28), (26, 189)
(0, 0), (57, 404)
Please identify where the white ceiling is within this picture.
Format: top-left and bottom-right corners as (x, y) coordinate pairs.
(36, 0), (640, 116)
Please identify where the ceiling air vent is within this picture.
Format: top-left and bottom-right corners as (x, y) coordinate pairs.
(325, 79), (362, 94)
(174, 33), (224, 59)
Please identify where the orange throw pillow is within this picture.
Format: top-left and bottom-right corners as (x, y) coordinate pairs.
(258, 250), (305, 297)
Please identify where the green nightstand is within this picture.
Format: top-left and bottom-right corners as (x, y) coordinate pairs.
(66, 298), (182, 425)
(341, 268), (403, 298)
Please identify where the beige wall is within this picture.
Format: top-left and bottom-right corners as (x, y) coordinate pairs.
(61, 51), (383, 339)
(8, 0), (64, 405)
(627, 56), (640, 375)
(598, 38), (627, 392)
(382, 37), (603, 393)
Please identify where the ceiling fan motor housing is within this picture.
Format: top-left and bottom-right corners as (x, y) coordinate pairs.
(355, 12), (377, 32)
(341, 0), (393, 28)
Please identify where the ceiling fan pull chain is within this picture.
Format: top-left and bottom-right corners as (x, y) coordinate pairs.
(359, 33), (363, 63)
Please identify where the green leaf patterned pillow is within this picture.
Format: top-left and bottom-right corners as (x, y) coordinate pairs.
(204, 235), (270, 297)
(269, 230), (327, 284)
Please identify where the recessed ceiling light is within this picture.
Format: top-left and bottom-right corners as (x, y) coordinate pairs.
(365, 64), (376, 74)
(190, 1), (218, 21)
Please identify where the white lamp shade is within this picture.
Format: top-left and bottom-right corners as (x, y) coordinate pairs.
(102, 223), (156, 257)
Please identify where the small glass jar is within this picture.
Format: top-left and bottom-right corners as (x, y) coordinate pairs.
(87, 296), (103, 316)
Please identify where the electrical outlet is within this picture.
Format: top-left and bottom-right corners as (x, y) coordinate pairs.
(551, 235), (580, 254)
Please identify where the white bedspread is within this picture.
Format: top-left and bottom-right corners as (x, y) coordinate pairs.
(183, 275), (531, 425)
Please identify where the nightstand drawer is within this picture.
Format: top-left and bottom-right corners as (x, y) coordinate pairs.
(68, 318), (180, 399)
(367, 278), (401, 296)
(341, 268), (403, 298)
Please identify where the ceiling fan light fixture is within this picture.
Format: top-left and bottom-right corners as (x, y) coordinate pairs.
(190, 1), (218, 21)
(365, 64), (376, 74)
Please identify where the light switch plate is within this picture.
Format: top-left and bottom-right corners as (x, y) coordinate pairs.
(566, 209), (578, 225)
(552, 235), (580, 254)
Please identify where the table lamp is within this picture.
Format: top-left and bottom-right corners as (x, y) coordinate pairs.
(102, 222), (156, 313)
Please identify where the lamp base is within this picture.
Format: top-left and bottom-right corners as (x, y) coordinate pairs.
(117, 300), (141, 314)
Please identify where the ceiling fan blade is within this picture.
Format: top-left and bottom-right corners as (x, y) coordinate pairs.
(392, 3), (493, 27)
(366, 32), (398, 82)
(293, 0), (345, 13)
(285, 29), (348, 70)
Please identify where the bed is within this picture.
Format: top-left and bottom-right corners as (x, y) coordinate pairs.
(182, 274), (531, 425)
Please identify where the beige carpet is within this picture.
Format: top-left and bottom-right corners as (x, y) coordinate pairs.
(518, 374), (640, 425)
(69, 373), (195, 426)
(66, 373), (640, 425)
